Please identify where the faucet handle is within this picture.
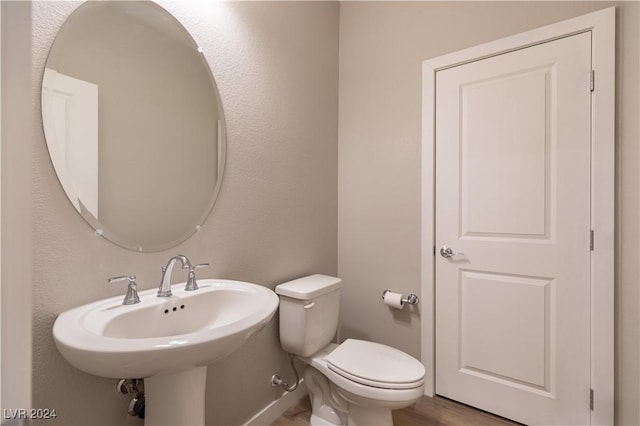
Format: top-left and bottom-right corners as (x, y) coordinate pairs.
(193, 263), (210, 270)
(108, 275), (141, 305)
(184, 263), (209, 291)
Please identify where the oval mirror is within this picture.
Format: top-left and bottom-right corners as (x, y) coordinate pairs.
(41, 1), (225, 252)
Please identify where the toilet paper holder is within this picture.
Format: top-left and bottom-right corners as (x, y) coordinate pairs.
(381, 290), (419, 305)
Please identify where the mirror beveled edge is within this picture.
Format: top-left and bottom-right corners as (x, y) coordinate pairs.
(40, 0), (227, 252)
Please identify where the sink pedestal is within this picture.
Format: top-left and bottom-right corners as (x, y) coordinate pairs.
(145, 366), (207, 426)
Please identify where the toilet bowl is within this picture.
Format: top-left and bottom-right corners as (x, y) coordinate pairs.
(275, 275), (425, 426)
(302, 341), (425, 426)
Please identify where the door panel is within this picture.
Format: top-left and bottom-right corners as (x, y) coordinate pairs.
(461, 67), (550, 238)
(459, 271), (551, 389)
(435, 32), (591, 425)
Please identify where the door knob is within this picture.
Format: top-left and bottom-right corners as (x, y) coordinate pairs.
(440, 246), (464, 258)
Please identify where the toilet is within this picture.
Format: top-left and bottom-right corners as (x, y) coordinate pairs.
(275, 274), (425, 426)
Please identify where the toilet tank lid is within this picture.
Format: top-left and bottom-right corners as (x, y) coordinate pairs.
(275, 274), (342, 300)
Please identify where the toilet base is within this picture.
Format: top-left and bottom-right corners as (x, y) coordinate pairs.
(305, 367), (348, 425)
(310, 413), (341, 426)
(309, 410), (391, 426)
(304, 365), (399, 426)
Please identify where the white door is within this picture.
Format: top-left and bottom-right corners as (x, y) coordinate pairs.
(42, 68), (99, 219)
(435, 32), (592, 425)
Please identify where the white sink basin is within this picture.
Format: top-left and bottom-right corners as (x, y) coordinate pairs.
(53, 279), (279, 379)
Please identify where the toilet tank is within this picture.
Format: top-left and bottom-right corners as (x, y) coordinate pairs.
(275, 274), (342, 357)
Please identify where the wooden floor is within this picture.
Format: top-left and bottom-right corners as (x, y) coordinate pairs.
(272, 395), (521, 426)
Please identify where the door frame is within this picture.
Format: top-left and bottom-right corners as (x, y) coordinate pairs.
(420, 7), (615, 425)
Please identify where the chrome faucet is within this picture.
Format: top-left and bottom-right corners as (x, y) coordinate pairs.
(108, 275), (141, 305)
(157, 254), (192, 297)
(184, 263), (210, 291)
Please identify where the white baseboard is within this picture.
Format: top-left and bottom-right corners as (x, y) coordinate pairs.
(244, 380), (307, 426)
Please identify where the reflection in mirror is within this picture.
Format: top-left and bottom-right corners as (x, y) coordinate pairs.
(41, 1), (226, 252)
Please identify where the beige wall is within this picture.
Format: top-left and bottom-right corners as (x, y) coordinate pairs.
(338, 1), (639, 424)
(21, 1), (339, 425)
(1, 0), (33, 415)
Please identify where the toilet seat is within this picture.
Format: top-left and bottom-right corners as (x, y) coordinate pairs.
(327, 339), (425, 390)
(304, 343), (426, 407)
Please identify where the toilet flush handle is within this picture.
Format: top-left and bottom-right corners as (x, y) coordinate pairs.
(303, 302), (315, 309)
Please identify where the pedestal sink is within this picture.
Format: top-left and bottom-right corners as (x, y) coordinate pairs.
(53, 279), (279, 426)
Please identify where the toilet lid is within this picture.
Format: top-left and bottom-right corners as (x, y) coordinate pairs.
(327, 339), (425, 389)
